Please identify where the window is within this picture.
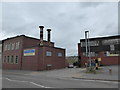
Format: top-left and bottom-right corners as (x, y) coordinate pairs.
(104, 51), (120, 56)
(88, 52), (98, 57)
(102, 39), (120, 45)
(4, 44), (7, 51)
(81, 41), (99, 47)
(46, 51), (52, 56)
(58, 53), (62, 57)
(82, 52), (86, 56)
(7, 56), (10, 63)
(4, 56), (6, 63)
(15, 42), (20, 50)
(11, 43), (15, 50)
(7, 44), (11, 50)
(15, 56), (18, 64)
(110, 45), (115, 51)
(11, 55), (14, 64)
(83, 52), (98, 57)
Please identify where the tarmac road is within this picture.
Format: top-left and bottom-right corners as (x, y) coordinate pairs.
(2, 67), (119, 88)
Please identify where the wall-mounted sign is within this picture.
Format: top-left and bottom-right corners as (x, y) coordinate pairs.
(47, 64), (52, 67)
(98, 58), (101, 61)
(24, 49), (35, 56)
(107, 54), (119, 56)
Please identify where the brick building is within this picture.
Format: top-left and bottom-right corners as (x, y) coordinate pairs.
(2, 26), (66, 70)
(78, 35), (120, 67)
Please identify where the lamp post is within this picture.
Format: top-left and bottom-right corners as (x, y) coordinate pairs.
(85, 31), (91, 67)
(85, 31), (88, 57)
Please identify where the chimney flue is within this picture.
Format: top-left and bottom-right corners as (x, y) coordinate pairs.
(47, 29), (51, 42)
(39, 26), (44, 45)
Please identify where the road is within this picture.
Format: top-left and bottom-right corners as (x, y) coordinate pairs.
(2, 68), (119, 88)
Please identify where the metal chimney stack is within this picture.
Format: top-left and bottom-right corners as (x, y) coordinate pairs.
(47, 29), (51, 42)
(39, 26), (44, 45)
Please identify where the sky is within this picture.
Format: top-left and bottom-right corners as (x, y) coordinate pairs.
(0, 2), (118, 56)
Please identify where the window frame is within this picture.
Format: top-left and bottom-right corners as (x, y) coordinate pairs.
(46, 51), (52, 56)
(7, 56), (10, 64)
(15, 41), (20, 50)
(57, 52), (63, 57)
(15, 56), (18, 64)
(11, 55), (14, 64)
(4, 56), (6, 63)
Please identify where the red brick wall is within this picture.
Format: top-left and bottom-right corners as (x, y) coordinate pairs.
(2, 36), (65, 71)
(78, 43), (119, 67)
(43, 47), (66, 70)
(100, 56), (119, 65)
(23, 37), (39, 48)
(80, 56), (119, 67)
(22, 47), (39, 71)
(2, 37), (23, 70)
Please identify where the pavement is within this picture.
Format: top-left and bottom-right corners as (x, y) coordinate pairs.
(3, 65), (119, 82)
(30, 65), (119, 82)
(2, 65), (119, 88)
(71, 65), (119, 82)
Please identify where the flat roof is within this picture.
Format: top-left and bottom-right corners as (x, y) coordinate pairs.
(80, 35), (120, 41)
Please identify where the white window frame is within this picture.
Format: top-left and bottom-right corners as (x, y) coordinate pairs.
(15, 42), (20, 50)
(11, 43), (15, 50)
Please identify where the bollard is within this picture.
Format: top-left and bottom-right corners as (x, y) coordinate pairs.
(109, 69), (112, 75)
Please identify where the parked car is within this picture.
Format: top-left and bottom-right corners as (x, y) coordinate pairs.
(68, 64), (74, 68)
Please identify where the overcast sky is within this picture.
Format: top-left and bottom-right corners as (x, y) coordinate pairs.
(0, 2), (118, 56)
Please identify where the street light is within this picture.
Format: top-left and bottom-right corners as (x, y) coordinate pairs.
(85, 31), (88, 57)
(85, 31), (91, 67)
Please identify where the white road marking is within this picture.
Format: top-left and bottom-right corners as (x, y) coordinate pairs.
(5, 78), (53, 88)
(30, 82), (53, 88)
(5, 78), (28, 83)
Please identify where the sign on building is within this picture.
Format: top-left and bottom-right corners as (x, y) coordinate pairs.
(24, 49), (35, 56)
